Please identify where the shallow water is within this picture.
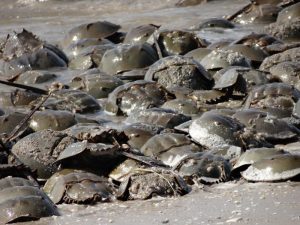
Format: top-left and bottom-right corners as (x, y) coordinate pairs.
(0, 0), (255, 45)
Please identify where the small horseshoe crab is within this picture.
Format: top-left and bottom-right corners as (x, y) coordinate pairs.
(0, 89), (41, 108)
(29, 109), (77, 132)
(121, 122), (164, 150)
(62, 21), (121, 48)
(244, 82), (300, 118)
(241, 154), (300, 182)
(124, 24), (159, 45)
(145, 55), (213, 90)
(0, 177), (59, 223)
(154, 29), (208, 56)
(141, 133), (203, 166)
(34, 89), (101, 113)
(0, 29), (67, 80)
(192, 18), (235, 30)
(117, 168), (190, 200)
(43, 169), (115, 204)
(99, 43), (158, 75)
(68, 70), (124, 99)
(126, 108), (191, 129)
(105, 80), (173, 116)
(173, 152), (232, 185)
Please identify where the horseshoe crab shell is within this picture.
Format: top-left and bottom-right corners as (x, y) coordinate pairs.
(145, 55), (213, 90)
(232, 148), (287, 173)
(174, 152), (232, 184)
(62, 21), (121, 47)
(44, 169), (114, 204)
(99, 43), (158, 75)
(241, 154), (300, 182)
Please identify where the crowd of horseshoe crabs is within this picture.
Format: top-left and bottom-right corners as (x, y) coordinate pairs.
(0, 0), (300, 223)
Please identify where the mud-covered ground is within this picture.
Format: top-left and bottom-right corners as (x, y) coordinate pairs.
(23, 181), (300, 225)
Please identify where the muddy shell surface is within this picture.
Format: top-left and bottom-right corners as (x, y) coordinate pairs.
(241, 154), (300, 182)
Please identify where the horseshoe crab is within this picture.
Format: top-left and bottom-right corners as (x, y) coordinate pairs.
(11, 129), (76, 179)
(141, 133), (203, 166)
(126, 108), (191, 129)
(231, 2), (280, 25)
(0, 29), (67, 80)
(241, 154), (300, 182)
(232, 33), (282, 50)
(145, 55), (213, 90)
(193, 18), (235, 30)
(266, 17), (300, 42)
(244, 82), (300, 118)
(173, 152), (232, 184)
(0, 89), (41, 107)
(105, 80), (173, 116)
(161, 99), (199, 115)
(200, 49), (251, 74)
(185, 48), (212, 62)
(43, 169), (115, 204)
(0, 111), (27, 138)
(122, 123), (164, 150)
(259, 47), (300, 72)
(99, 43), (158, 75)
(54, 141), (125, 176)
(117, 168), (189, 200)
(62, 21), (121, 47)
(231, 147), (287, 175)
(224, 44), (269, 68)
(189, 111), (244, 149)
(155, 29), (208, 56)
(15, 70), (57, 85)
(213, 67), (270, 92)
(0, 177), (59, 224)
(269, 61), (300, 90)
(35, 89), (101, 113)
(124, 24), (159, 45)
(29, 109), (76, 131)
(68, 71), (124, 99)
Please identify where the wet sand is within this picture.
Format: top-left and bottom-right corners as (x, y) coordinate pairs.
(23, 181), (300, 225)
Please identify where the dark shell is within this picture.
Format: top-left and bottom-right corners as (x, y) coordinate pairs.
(145, 55), (213, 90)
(194, 18), (235, 30)
(156, 30), (208, 56)
(55, 141), (124, 176)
